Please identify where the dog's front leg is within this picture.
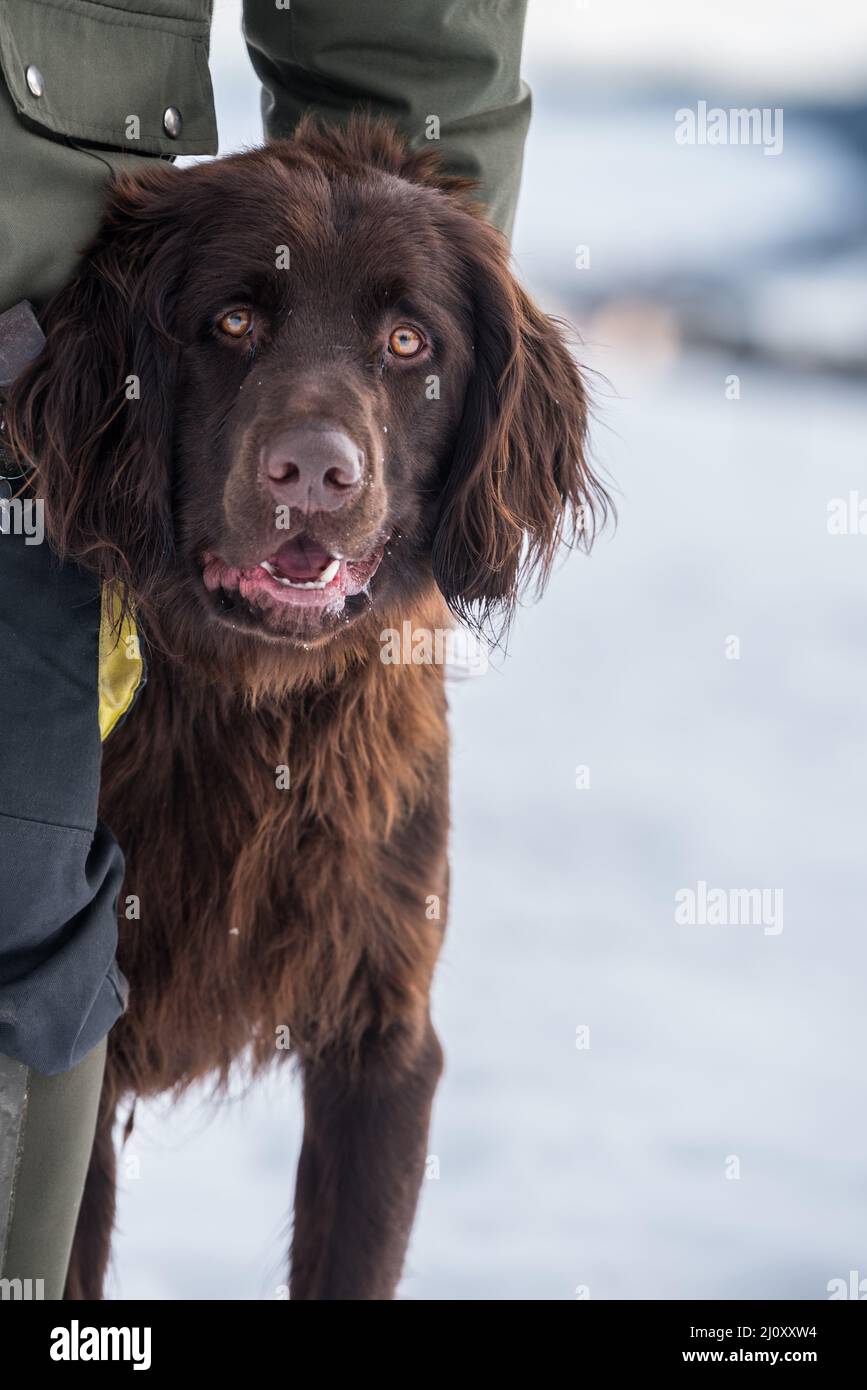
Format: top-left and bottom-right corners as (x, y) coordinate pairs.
(290, 1015), (443, 1300)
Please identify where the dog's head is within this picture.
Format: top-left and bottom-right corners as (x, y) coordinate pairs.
(8, 118), (607, 662)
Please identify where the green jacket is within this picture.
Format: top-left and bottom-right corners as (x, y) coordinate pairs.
(0, 0), (530, 312)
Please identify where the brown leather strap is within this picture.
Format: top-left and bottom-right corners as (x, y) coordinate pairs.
(0, 301), (44, 488)
(0, 301), (45, 391)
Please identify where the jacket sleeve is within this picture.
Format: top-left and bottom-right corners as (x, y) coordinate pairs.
(243, 0), (531, 238)
(0, 0), (217, 313)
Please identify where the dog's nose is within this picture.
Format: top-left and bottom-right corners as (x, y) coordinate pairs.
(261, 426), (364, 512)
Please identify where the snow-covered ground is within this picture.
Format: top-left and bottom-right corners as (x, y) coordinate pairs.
(110, 5), (867, 1299)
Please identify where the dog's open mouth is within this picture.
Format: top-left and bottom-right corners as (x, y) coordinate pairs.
(201, 535), (385, 616)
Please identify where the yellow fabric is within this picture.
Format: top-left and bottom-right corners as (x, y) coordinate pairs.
(98, 583), (143, 742)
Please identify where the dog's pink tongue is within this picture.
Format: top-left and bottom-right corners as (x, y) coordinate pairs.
(271, 536), (333, 581)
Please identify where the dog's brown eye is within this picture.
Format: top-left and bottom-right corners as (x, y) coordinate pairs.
(388, 325), (424, 358)
(218, 308), (253, 339)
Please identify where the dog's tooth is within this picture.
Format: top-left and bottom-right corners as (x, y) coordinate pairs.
(275, 577), (326, 590)
(263, 559), (338, 589)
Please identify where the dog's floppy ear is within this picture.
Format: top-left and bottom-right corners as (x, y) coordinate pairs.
(6, 163), (187, 611)
(431, 213), (609, 634)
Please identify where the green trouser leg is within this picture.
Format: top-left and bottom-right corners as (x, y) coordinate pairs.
(0, 1037), (106, 1300)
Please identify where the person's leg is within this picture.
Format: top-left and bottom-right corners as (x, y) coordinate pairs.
(0, 1037), (106, 1300)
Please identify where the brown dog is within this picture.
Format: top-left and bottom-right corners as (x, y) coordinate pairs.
(8, 117), (606, 1300)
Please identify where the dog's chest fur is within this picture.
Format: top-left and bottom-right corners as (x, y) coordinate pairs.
(98, 631), (450, 1098)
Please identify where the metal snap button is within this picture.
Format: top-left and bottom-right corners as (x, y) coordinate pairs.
(25, 64), (44, 98)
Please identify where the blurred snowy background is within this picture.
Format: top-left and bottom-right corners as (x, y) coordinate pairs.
(111, 1), (867, 1299)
